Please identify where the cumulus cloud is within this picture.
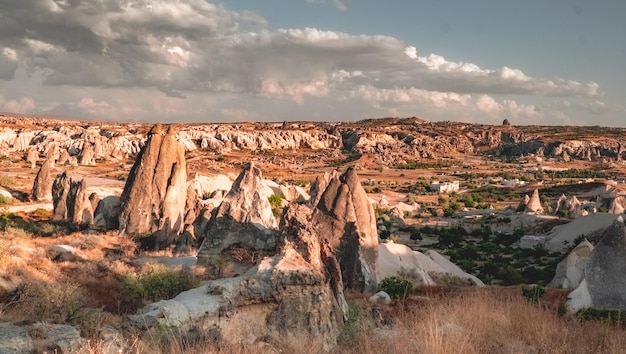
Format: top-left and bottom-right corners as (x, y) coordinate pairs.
(0, 0), (614, 124)
(0, 95), (36, 113)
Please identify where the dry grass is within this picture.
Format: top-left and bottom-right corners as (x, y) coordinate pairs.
(337, 288), (626, 354)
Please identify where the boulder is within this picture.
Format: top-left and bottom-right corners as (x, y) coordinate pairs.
(387, 207), (407, 228)
(311, 167), (379, 292)
(0, 322), (34, 354)
(548, 239), (593, 289)
(31, 158), (53, 202)
(94, 196), (121, 230)
(197, 163), (278, 265)
(568, 217), (626, 311)
(369, 291), (392, 305)
(119, 124), (187, 240)
(31, 322), (87, 353)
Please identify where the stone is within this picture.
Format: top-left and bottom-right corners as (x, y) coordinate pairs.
(119, 124), (187, 241)
(0, 322), (34, 354)
(387, 207), (406, 228)
(197, 162), (278, 265)
(369, 291), (392, 305)
(31, 322), (87, 353)
(548, 239), (593, 289)
(311, 167), (379, 292)
(568, 217), (626, 311)
(31, 158), (53, 202)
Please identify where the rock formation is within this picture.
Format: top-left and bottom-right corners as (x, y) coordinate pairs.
(609, 196), (626, 214)
(196, 162), (278, 265)
(525, 188), (544, 214)
(308, 171), (337, 208)
(26, 148), (38, 169)
(311, 167), (379, 292)
(31, 158), (53, 202)
(79, 144), (96, 166)
(131, 204), (347, 351)
(548, 239), (593, 288)
(568, 217), (626, 312)
(51, 172), (93, 226)
(118, 124), (187, 240)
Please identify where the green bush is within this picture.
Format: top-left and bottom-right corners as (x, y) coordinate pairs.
(522, 284), (545, 303)
(121, 264), (200, 308)
(379, 276), (413, 299)
(268, 194), (284, 218)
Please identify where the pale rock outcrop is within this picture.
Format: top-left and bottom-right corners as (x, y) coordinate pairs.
(94, 196), (122, 230)
(31, 158), (53, 202)
(12, 130), (32, 151)
(132, 204), (347, 352)
(377, 242), (484, 287)
(548, 239), (593, 288)
(119, 124), (187, 240)
(568, 217), (626, 312)
(197, 163), (278, 264)
(311, 167), (379, 292)
(52, 172), (71, 221)
(609, 196), (626, 214)
(545, 213), (620, 252)
(79, 144), (96, 166)
(387, 206), (407, 228)
(26, 147), (38, 169)
(525, 188), (544, 214)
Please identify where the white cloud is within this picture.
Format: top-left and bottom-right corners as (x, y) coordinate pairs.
(0, 95), (36, 113)
(0, 0), (615, 125)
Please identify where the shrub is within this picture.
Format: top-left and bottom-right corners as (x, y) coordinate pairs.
(522, 284), (545, 303)
(121, 264), (200, 309)
(379, 276), (413, 299)
(268, 194), (284, 218)
(0, 195), (12, 205)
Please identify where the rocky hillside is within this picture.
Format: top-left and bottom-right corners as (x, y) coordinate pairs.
(2, 115), (626, 168)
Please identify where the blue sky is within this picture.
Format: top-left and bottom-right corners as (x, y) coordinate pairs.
(0, 0), (624, 126)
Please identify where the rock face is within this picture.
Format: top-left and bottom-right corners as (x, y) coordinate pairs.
(308, 171), (337, 207)
(311, 167), (379, 292)
(196, 163), (278, 265)
(131, 204), (347, 351)
(525, 188), (544, 214)
(119, 124), (187, 239)
(548, 239), (593, 288)
(609, 196), (626, 214)
(51, 172), (93, 226)
(568, 217), (626, 311)
(79, 144), (96, 166)
(31, 158), (53, 201)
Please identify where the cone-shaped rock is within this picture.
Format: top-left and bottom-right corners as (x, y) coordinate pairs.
(569, 217), (626, 311)
(26, 148), (38, 169)
(31, 158), (53, 201)
(311, 167), (379, 292)
(308, 171), (337, 208)
(196, 162), (278, 265)
(525, 188), (544, 213)
(119, 124), (187, 238)
(51, 173), (93, 226)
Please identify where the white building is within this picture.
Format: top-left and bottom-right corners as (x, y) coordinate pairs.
(430, 181), (460, 193)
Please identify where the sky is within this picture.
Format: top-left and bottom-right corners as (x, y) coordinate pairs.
(0, 0), (625, 126)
